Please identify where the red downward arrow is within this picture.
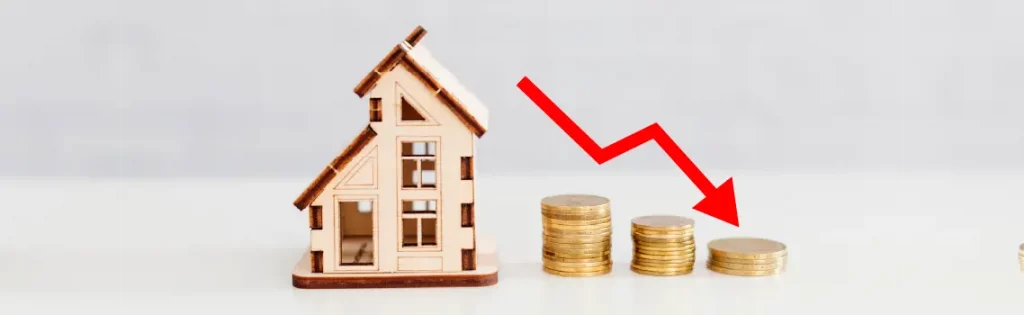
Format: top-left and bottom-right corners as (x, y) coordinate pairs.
(517, 76), (740, 227)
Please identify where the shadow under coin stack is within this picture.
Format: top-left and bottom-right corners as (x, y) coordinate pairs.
(707, 237), (788, 276)
(629, 215), (697, 276)
(540, 194), (613, 277)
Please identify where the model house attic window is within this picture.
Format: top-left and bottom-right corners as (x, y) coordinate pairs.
(402, 141), (437, 188)
(400, 97), (426, 121)
(369, 98), (382, 122)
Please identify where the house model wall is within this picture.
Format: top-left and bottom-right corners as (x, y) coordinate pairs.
(290, 26), (498, 289)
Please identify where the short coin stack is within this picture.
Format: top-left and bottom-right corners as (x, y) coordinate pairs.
(541, 194), (613, 277)
(707, 237), (788, 276)
(630, 215), (697, 276)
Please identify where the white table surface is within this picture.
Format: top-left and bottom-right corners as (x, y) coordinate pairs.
(1, 171), (1022, 314)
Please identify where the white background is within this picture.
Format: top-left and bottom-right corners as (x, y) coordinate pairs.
(1, 0), (1024, 176)
(2, 0), (1024, 313)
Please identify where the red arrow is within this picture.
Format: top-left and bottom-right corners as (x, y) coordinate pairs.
(517, 76), (739, 227)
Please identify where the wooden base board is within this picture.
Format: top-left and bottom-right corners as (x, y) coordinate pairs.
(292, 239), (499, 289)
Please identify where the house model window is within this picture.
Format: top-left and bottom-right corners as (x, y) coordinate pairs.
(400, 97), (426, 121)
(339, 200), (374, 266)
(369, 98), (382, 122)
(402, 141), (437, 188)
(402, 200), (439, 248)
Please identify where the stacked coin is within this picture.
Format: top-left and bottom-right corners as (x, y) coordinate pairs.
(706, 237), (788, 276)
(541, 194), (613, 277)
(630, 215), (697, 276)
(1019, 243), (1023, 272)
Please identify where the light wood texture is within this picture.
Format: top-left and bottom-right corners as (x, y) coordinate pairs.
(291, 25), (494, 287)
(292, 236), (499, 289)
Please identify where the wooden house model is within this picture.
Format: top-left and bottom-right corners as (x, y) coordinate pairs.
(290, 26), (498, 288)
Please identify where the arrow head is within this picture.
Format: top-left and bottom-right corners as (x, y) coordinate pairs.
(692, 177), (739, 227)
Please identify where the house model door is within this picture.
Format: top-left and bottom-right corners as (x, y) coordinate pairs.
(337, 199), (377, 269)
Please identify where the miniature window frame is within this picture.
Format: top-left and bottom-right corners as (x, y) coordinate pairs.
(399, 198), (441, 251)
(333, 194), (380, 272)
(369, 98), (382, 122)
(398, 137), (440, 190)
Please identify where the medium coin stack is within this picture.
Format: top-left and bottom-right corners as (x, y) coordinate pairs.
(540, 194), (613, 277)
(630, 215), (697, 276)
(706, 237), (788, 276)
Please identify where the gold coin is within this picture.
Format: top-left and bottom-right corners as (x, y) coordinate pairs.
(544, 240), (606, 249)
(633, 239), (696, 247)
(633, 234), (694, 243)
(543, 267), (612, 277)
(631, 215), (694, 230)
(635, 250), (695, 257)
(634, 243), (695, 252)
(631, 228), (694, 237)
(543, 259), (611, 269)
(630, 263), (693, 273)
(544, 227), (612, 237)
(634, 251), (696, 260)
(630, 248), (696, 258)
(631, 225), (694, 233)
(708, 259), (785, 271)
(707, 263), (784, 276)
(544, 244), (606, 254)
(541, 205), (611, 214)
(707, 237), (787, 259)
(634, 247), (695, 255)
(543, 249), (611, 259)
(632, 258), (695, 267)
(542, 216), (611, 226)
(630, 263), (696, 274)
(631, 265), (693, 276)
(707, 255), (787, 265)
(541, 210), (611, 220)
(541, 194), (610, 208)
(541, 212), (611, 221)
(544, 221), (612, 231)
(631, 228), (694, 236)
(544, 234), (610, 244)
(543, 255), (610, 263)
(544, 263), (613, 273)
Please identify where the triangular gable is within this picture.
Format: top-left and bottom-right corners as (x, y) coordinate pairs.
(351, 25), (488, 138)
(334, 146), (378, 189)
(293, 125), (377, 210)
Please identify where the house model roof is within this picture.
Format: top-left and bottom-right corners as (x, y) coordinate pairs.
(293, 26), (490, 210)
(353, 26), (490, 137)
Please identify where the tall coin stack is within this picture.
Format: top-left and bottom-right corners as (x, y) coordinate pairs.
(541, 194), (613, 277)
(629, 215), (697, 276)
(706, 237), (788, 276)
